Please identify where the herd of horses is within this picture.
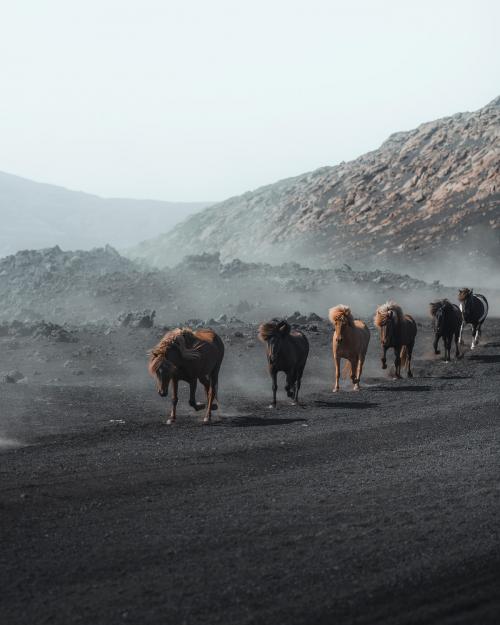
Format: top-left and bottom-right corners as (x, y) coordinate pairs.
(148, 288), (489, 423)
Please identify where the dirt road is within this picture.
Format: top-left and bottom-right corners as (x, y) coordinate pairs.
(1, 320), (499, 624)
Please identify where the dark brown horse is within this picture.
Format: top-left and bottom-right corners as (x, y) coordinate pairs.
(429, 299), (462, 361)
(258, 319), (309, 408)
(148, 327), (224, 424)
(374, 301), (417, 378)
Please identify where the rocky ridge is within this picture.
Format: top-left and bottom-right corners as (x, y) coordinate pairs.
(130, 97), (500, 268)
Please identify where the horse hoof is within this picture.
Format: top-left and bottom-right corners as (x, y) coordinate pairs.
(202, 417), (211, 425)
(407, 372), (413, 378)
(435, 350), (441, 355)
(166, 418), (175, 425)
(353, 384), (360, 391)
(381, 363), (387, 370)
(269, 404), (277, 410)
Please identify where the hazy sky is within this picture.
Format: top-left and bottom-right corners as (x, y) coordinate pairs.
(1, 0), (498, 202)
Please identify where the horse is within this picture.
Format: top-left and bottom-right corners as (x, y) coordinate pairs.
(148, 327), (224, 424)
(258, 319), (309, 408)
(458, 288), (489, 350)
(374, 301), (417, 378)
(328, 305), (370, 392)
(429, 299), (462, 362)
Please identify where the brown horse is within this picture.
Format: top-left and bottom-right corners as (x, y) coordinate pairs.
(329, 305), (370, 392)
(374, 301), (417, 378)
(148, 327), (224, 424)
(258, 319), (309, 408)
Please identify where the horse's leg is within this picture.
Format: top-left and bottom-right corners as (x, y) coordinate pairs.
(407, 344), (414, 378)
(203, 378), (215, 424)
(443, 335), (451, 362)
(471, 323), (478, 350)
(333, 355), (341, 392)
(270, 369), (278, 408)
(167, 378), (178, 425)
(353, 357), (363, 391)
(294, 368), (304, 404)
(349, 358), (357, 390)
(433, 333), (441, 355)
(458, 320), (465, 346)
(210, 366), (221, 413)
(189, 379), (204, 411)
(285, 370), (295, 398)
(474, 323), (483, 346)
(454, 331), (461, 359)
(394, 347), (402, 379)
(381, 346), (388, 370)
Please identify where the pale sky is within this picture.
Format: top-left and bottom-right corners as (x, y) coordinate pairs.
(0, 0), (498, 202)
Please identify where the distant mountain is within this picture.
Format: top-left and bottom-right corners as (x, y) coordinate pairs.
(0, 171), (211, 256)
(130, 97), (500, 269)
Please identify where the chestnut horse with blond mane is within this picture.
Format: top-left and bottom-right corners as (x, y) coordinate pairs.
(148, 327), (224, 424)
(328, 305), (370, 392)
(374, 301), (417, 378)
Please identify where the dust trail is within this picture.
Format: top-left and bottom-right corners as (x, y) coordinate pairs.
(0, 436), (24, 450)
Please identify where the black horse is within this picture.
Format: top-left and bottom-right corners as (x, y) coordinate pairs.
(429, 299), (462, 361)
(458, 288), (489, 350)
(258, 319), (309, 408)
(374, 301), (417, 378)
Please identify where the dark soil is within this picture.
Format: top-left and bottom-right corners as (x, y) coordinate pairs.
(1, 319), (499, 624)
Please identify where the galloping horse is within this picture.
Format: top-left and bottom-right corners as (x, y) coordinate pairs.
(328, 305), (370, 392)
(374, 301), (417, 378)
(429, 299), (462, 362)
(148, 327), (224, 424)
(258, 319), (309, 408)
(458, 288), (489, 350)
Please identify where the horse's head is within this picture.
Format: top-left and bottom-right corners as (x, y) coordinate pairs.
(332, 312), (350, 345)
(152, 358), (177, 397)
(458, 288), (473, 316)
(258, 319), (290, 367)
(375, 302), (402, 347)
(328, 305), (354, 346)
(378, 310), (397, 346)
(430, 300), (448, 334)
(148, 329), (201, 397)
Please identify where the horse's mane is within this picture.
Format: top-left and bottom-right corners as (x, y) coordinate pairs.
(429, 299), (452, 316)
(148, 327), (215, 375)
(328, 305), (354, 326)
(374, 301), (404, 327)
(458, 287), (473, 302)
(258, 319), (291, 341)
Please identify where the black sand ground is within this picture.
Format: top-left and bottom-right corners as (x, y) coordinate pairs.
(1, 319), (499, 624)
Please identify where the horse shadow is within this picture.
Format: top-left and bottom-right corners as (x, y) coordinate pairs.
(224, 416), (308, 427)
(313, 400), (377, 409)
(468, 354), (500, 363)
(372, 385), (431, 392)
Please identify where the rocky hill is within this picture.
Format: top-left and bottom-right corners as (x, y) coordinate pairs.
(0, 170), (210, 257)
(130, 97), (500, 269)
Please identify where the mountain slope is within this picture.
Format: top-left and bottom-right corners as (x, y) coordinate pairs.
(130, 97), (500, 268)
(0, 171), (211, 256)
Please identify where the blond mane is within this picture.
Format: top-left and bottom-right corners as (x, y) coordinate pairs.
(328, 305), (354, 326)
(374, 301), (404, 327)
(148, 327), (215, 375)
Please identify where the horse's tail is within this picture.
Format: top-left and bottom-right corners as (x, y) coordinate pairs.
(400, 345), (408, 367)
